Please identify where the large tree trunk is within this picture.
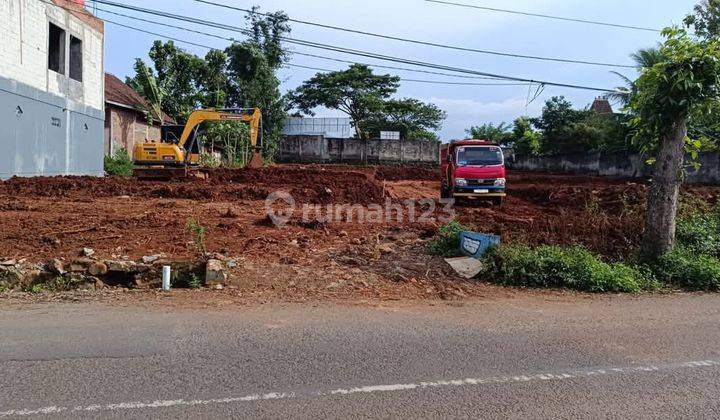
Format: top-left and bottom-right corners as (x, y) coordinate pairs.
(640, 118), (688, 259)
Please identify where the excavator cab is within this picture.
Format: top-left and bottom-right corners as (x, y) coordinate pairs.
(132, 108), (264, 179)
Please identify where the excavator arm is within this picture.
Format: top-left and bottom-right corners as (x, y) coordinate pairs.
(132, 107), (264, 179)
(179, 107), (264, 168)
(178, 108), (262, 152)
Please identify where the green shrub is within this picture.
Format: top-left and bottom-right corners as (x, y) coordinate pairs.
(654, 249), (720, 291)
(483, 244), (656, 293)
(104, 148), (134, 177)
(427, 220), (471, 257)
(676, 213), (720, 257)
(186, 218), (207, 255)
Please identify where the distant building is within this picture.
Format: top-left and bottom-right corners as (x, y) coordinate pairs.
(0, 0), (104, 179)
(283, 117), (355, 139)
(590, 97), (614, 115)
(104, 73), (173, 155)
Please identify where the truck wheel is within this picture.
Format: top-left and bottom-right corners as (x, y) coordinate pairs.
(440, 186), (451, 199)
(492, 197), (505, 207)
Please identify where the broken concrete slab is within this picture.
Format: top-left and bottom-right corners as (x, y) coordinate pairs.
(444, 257), (484, 279)
(142, 254), (163, 264)
(205, 259), (228, 286)
(88, 261), (108, 276)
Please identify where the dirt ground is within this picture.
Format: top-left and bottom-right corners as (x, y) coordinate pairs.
(1, 165), (718, 302)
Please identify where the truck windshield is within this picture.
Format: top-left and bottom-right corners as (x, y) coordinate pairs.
(456, 146), (503, 166)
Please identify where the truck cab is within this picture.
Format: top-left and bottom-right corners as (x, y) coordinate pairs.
(441, 140), (507, 205)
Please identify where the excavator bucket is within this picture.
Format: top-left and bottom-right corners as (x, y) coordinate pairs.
(248, 151), (265, 169)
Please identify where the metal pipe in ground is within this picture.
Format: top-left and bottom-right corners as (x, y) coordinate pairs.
(162, 266), (171, 291)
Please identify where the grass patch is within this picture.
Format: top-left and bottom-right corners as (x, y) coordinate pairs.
(22, 276), (84, 293)
(482, 244), (658, 293)
(427, 220), (471, 257)
(104, 148), (134, 177)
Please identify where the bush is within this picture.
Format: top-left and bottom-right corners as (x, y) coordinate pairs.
(482, 244), (656, 293)
(427, 220), (471, 257)
(676, 212), (720, 257)
(654, 249), (720, 291)
(104, 148), (134, 177)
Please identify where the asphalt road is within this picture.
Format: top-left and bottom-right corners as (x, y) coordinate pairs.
(1, 293), (720, 418)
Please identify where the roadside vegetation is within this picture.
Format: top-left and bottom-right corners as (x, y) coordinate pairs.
(431, 195), (720, 293)
(103, 148), (134, 177)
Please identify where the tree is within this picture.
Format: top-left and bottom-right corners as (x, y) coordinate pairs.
(226, 8), (290, 160)
(364, 98), (446, 140)
(286, 64), (401, 139)
(629, 27), (720, 258)
(531, 96), (590, 154)
(200, 49), (228, 109)
(511, 117), (541, 156)
(465, 122), (513, 143)
(609, 47), (665, 106)
(129, 59), (166, 125)
(684, 0), (720, 39)
(127, 41), (205, 123)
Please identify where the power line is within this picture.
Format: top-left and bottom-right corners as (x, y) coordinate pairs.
(286, 64), (532, 85)
(425, 0), (662, 32)
(94, 5), (504, 81)
(96, 17), (532, 87)
(85, 0), (618, 92)
(190, 0), (634, 69)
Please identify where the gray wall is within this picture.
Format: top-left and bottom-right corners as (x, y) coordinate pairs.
(510, 151), (720, 184)
(278, 135), (440, 164)
(0, 75), (104, 179)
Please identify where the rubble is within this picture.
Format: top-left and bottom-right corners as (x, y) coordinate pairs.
(205, 259), (228, 286)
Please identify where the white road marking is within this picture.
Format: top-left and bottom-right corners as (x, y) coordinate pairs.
(2, 359), (719, 417)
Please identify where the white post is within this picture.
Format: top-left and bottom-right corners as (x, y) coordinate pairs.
(162, 266), (171, 291)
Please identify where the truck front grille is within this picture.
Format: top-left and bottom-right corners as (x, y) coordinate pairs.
(467, 179), (496, 187)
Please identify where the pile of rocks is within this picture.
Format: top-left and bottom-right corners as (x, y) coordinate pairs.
(0, 250), (235, 293)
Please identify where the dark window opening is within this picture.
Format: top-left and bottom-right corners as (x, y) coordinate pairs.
(69, 36), (83, 82)
(48, 23), (65, 74)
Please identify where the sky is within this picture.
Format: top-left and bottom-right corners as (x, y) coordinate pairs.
(100, 0), (699, 140)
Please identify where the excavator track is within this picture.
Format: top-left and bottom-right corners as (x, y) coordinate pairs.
(132, 167), (209, 181)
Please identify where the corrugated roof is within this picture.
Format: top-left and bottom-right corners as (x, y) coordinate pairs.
(104, 73), (173, 124)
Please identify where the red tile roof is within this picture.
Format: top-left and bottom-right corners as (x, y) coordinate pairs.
(104, 73), (173, 124)
(590, 97), (614, 115)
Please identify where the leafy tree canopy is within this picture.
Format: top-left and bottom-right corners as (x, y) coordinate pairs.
(365, 98), (446, 140)
(629, 27), (720, 154)
(466, 122), (513, 143)
(286, 64), (401, 139)
(685, 0), (720, 39)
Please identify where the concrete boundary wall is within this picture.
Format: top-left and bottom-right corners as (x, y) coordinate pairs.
(278, 135), (440, 165)
(509, 151), (720, 184)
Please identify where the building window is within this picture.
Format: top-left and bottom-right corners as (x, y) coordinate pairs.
(69, 36), (83, 82)
(48, 23), (65, 74)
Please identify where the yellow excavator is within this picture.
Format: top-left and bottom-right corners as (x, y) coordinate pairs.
(132, 108), (264, 179)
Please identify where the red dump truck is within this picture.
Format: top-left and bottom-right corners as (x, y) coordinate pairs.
(440, 140), (507, 205)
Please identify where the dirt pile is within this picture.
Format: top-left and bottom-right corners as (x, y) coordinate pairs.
(2, 165), (720, 301)
(0, 166), (386, 204)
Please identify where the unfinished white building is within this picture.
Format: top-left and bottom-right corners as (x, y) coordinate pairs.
(0, 0), (104, 178)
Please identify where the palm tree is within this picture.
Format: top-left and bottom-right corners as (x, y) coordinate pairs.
(609, 47), (665, 106)
(129, 59), (168, 125)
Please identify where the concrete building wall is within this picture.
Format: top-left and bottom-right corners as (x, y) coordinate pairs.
(510, 151), (720, 184)
(1, 0), (103, 110)
(105, 105), (160, 155)
(0, 0), (104, 178)
(278, 135), (440, 165)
